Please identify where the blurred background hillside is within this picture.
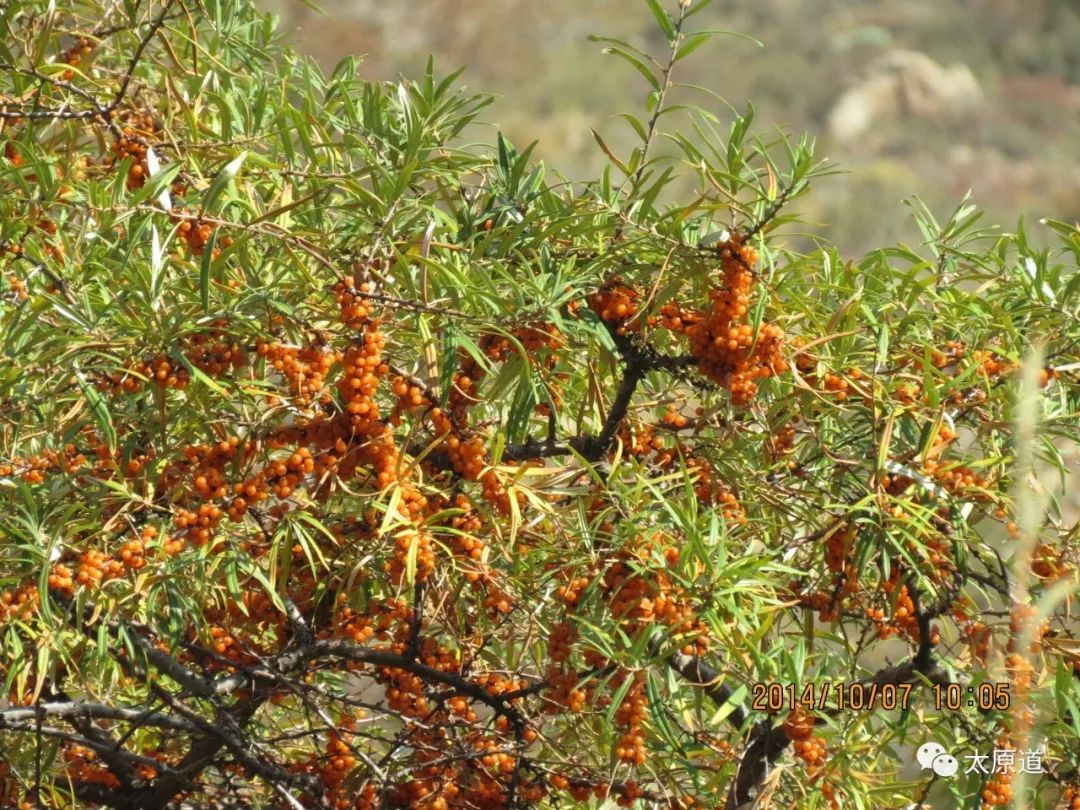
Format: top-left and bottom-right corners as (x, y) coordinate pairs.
(256, 0), (1080, 256)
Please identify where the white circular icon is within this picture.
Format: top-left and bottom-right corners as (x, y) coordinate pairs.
(931, 753), (959, 778)
(916, 742), (946, 769)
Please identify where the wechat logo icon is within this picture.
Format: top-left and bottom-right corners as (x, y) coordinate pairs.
(916, 741), (959, 778)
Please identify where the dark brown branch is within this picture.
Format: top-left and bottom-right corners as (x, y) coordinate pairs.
(136, 696), (268, 810)
(106, 0), (177, 115)
(667, 652), (748, 729)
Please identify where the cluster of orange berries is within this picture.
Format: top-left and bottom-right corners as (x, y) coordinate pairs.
(237, 446), (314, 517)
(384, 528), (437, 585)
(191, 434), (246, 498)
(203, 624), (258, 666)
(257, 340), (339, 406)
(477, 322), (566, 416)
(613, 671), (648, 765)
(444, 433), (511, 515)
(97, 363), (148, 395)
(819, 780), (842, 810)
(566, 780), (616, 803)
(2, 140), (21, 168)
(881, 579), (938, 645)
(336, 325), (389, 438)
(513, 321), (564, 354)
(105, 111), (158, 190)
(168, 209), (233, 258)
(789, 336), (817, 375)
(6, 273), (27, 300)
(688, 455), (746, 523)
(895, 382), (924, 405)
(612, 420), (745, 521)
(790, 583), (840, 623)
(448, 344), (490, 424)
(546, 573), (591, 711)
(660, 404), (689, 429)
(589, 277), (644, 335)
(618, 421), (665, 459)
(63, 744), (119, 790)
(1008, 603), (1050, 658)
(379, 666), (434, 718)
(546, 619), (579, 666)
(965, 621), (993, 663)
(924, 459), (990, 498)
(0, 584), (38, 621)
(0, 442), (88, 483)
(657, 300), (701, 333)
(186, 329), (247, 377)
(390, 374), (429, 424)
(1061, 785), (1080, 810)
(120, 445), (155, 479)
(821, 373), (849, 400)
(59, 37), (94, 80)
(410, 335), (523, 513)
(824, 523), (857, 575)
(332, 275), (375, 329)
(46, 564), (75, 596)
(969, 348), (1016, 379)
(952, 599), (992, 662)
(660, 236), (788, 404)
(172, 502), (224, 549)
(102, 354), (191, 394)
(46, 547), (127, 597)
(325, 595), (401, 647)
(769, 419), (797, 457)
(863, 604), (894, 640)
(405, 727), (533, 808)
(979, 740), (1015, 808)
(601, 538), (710, 657)
(918, 533), (955, 573)
(29, 214), (66, 260)
(897, 340), (1059, 404)
(315, 722), (358, 797)
(1038, 366), (1060, 388)
(1031, 542), (1067, 580)
(76, 548), (124, 589)
(897, 340), (967, 374)
(475, 322), (564, 364)
(988, 505), (1021, 539)
(545, 665), (587, 713)
(445, 493), (486, 568)
(783, 707), (827, 768)
(164, 436), (245, 500)
(230, 586), (283, 632)
(391, 376), (506, 511)
(932, 340), (966, 369)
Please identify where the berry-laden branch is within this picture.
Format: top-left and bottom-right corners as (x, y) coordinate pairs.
(2, 1), (1079, 808)
(0, 0), (177, 136)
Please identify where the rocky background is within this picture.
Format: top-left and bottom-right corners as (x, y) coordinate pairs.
(254, 0), (1080, 256)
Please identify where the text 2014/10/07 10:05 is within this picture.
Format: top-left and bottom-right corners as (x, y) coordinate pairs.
(751, 682), (1011, 712)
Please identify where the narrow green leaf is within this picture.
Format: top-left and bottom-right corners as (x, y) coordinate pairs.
(73, 369), (116, 450)
(591, 128), (631, 175)
(646, 0), (677, 41)
(201, 151), (248, 216)
(600, 46), (660, 90)
(199, 228), (219, 313)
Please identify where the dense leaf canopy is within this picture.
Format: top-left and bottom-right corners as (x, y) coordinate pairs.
(1, 1), (1079, 809)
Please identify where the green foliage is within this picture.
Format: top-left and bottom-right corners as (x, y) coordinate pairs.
(0, 1), (1078, 809)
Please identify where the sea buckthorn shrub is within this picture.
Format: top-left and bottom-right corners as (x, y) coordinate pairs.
(1, 1), (1079, 809)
